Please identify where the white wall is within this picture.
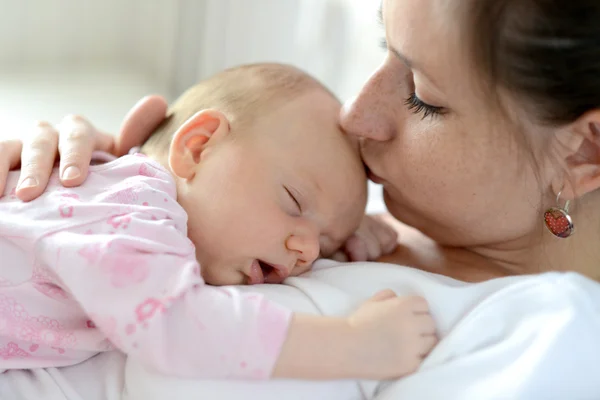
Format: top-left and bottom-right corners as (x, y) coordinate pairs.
(0, 0), (386, 129)
(185, 0), (386, 101)
(0, 0), (180, 138)
(0, 0), (178, 85)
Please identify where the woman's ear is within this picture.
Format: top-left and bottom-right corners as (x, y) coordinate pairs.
(169, 109), (230, 180)
(552, 110), (600, 200)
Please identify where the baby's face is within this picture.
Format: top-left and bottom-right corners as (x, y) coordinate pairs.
(181, 90), (367, 285)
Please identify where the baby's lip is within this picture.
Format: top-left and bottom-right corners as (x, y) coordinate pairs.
(247, 260), (289, 285)
(263, 261), (289, 284)
(248, 260), (265, 285)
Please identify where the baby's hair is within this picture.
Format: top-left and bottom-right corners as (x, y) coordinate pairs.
(142, 63), (338, 154)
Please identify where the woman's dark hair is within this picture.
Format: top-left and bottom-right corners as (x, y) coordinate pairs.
(468, 0), (599, 125)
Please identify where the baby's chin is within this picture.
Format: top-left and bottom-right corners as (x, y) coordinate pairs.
(200, 270), (241, 286)
(197, 260), (248, 286)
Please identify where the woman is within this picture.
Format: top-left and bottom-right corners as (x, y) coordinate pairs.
(0, 0), (599, 397)
(3, 0), (599, 283)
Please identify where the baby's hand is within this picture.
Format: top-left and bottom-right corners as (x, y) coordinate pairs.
(348, 290), (437, 379)
(332, 214), (398, 262)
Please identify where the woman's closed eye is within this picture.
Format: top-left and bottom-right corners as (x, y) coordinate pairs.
(405, 92), (447, 120)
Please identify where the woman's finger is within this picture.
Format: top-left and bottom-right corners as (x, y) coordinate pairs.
(57, 114), (103, 187)
(116, 95), (168, 156)
(330, 250), (349, 262)
(16, 122), (59, 201)
(0, 139), (23, 196)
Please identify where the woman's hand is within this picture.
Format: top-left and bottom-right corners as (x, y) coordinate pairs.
(0, 139), (22, 197)
(0, 95), (168, 201)
(332, 214), (400, 262)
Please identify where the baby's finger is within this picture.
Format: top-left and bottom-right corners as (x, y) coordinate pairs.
(16, 122), (59, 201)
(419, 334), (438, 357)
(403, 295), (431, 314)
(330, 250), (349, 263)
(0, 139), (22, 196)
(57, 115), (98, 187)
(368, 289), (397, 302)
(415, 314), (437, 336)
(369, 217), (399, 254)
(344, 234), (369, 262)
(360, 230), (383, 260)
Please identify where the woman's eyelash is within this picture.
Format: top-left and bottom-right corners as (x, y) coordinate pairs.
(377, 36), (444, 120)
(405, 93), (446, 120)
(284, 187), (302, 213)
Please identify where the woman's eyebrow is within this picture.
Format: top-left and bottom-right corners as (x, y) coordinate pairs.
(382, 36), (442, 90)
(377, 3), (441, 89)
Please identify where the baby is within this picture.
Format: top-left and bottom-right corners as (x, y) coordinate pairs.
(0, 63), (436, 380)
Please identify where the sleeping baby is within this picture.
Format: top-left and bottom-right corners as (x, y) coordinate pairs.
(0, 63), (437, 381)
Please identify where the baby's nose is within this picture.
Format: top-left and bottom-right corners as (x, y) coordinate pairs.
(286, 232), (320, 266)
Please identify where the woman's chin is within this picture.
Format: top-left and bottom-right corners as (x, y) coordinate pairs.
(382, 188), (409, 224)
(382, 189), (427, 237)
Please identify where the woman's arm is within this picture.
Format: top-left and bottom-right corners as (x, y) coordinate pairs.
(0, 95), (168, 201)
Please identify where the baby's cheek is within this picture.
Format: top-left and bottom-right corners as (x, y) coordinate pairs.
(318, 236), (338, 258)
(201, 263), (245, 286)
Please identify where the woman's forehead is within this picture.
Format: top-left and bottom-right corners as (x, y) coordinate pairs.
(383, 0), (485, 108)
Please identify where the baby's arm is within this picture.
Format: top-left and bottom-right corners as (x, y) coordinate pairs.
(39, 219), (289, 379)
(39, 216), (436, 380)
(273, 291), (437, 380)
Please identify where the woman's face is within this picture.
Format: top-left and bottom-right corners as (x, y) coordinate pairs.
(340, 0), (551, 247)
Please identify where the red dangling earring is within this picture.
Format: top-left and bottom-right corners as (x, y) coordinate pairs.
(544, 191), (574, 238)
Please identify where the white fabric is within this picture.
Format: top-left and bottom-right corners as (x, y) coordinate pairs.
(2, 260), (600, 399)
(125, 261), (600, 400)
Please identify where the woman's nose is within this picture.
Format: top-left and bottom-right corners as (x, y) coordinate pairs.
(286, 229), (321, 267)
(339, 69), (396, 142)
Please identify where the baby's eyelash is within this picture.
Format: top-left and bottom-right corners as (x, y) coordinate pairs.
(404, 93), (446, 120)
(284, 186), (302, 213)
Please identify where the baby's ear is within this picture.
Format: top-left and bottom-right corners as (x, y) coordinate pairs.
(169, 110), (230, 180)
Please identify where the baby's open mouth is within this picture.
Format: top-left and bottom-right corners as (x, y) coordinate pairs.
(248, 260), (287, 285)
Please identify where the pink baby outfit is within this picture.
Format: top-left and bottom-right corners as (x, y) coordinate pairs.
(0, 153), (291, 379)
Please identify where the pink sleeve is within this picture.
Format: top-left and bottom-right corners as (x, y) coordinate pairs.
(38, 214), (292, 379)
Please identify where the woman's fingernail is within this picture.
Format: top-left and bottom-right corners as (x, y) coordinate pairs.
(18, 177), (38, 190)
(62, 166), (81, 180)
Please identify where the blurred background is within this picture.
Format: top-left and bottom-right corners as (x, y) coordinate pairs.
(0, 0), (386, 212)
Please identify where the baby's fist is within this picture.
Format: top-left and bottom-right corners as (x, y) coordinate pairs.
(333, 214), (398, 262)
